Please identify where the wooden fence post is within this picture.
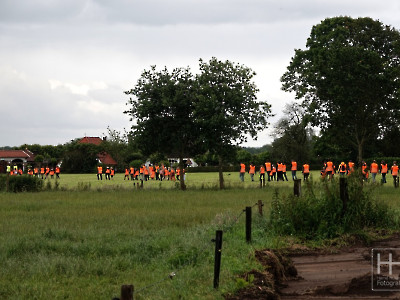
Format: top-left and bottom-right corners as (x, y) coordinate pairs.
(245, 207), (252, 243)
(120, 284), (134, 300)
(257, 200), (263, 216)
(294, 179), (301, 197)
(213, 230), (223, 289)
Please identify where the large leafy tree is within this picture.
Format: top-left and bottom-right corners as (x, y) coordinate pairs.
(124, 66), (198, 190)
(196, 57), (272, 188)
(271, 102), (314, 163)
(281, 17), (400, 163)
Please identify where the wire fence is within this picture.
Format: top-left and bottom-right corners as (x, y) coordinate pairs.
(114, 200), (267, 300)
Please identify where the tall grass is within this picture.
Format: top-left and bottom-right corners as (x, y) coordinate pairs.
(269, 175), (399, 239)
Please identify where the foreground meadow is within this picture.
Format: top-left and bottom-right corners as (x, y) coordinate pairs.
(1, 172), (400, 299)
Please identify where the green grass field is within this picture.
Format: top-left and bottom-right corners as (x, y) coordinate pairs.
(1, 171), (400, 299)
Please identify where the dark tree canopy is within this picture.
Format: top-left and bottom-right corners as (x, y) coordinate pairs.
(124, 66), (198, 190)
(196, 57), (272, 188)
(281, 16), (400, 163)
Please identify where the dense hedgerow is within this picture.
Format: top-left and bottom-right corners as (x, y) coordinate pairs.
(269, 174), (399, 239)
(0, 175), (43, 192)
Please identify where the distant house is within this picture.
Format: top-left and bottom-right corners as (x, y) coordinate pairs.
(0, 149), (35, 172)
(78, 137), (117, 166)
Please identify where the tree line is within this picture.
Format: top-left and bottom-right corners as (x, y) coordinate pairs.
(2, 16), (400, 190)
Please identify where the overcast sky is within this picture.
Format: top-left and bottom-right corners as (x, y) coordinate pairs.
(1, 0), (400, 148)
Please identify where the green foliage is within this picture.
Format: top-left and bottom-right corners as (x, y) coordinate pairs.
(270, 176), (398, 239)
(281, 17), (400, 162)
(0, 175), (43, 192)
(61, 142), (100, 173)
(129, 159), (143, 169)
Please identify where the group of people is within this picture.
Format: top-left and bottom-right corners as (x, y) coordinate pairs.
(239, 159), (400, 187)
(239, 160), (310, 184)
(6, 165), (60, 179)
(96, 164), (185, 182)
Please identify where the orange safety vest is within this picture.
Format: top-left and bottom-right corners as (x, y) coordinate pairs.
(339, 163), (346, 173)
(111, 169), (115, 176)
(282, 164), (286, 172)
(291, 161), (297, 171)
(34, 168), (38, 174)
(130, 167), (134, 175)
(277, 163), (283, 172)
(326, 161), (333, 172)
(97, 166), (102, 174)
(56, 167), (60, 174)
(249, 165), (255, 174)
(240, 163), (246, 173)
(392, 165), (399, 176)
(381, 164), (388, 174)
(125, 169), (129, 175)
(106, 168), (110, 174)
(370, 163), (378, 173)
(260, 166), (265, 174)
(362, 164), (368, 174)
(176, 168), (180, 176)
(348, 162), (355, 173)
(270, 167), (276, 176)
(40, 168), (45, 174)
(303, 164), (310, 173)
(265, 162), (271, 172)
(50, 169), (54, 176)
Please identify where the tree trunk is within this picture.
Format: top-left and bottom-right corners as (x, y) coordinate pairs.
(179, 154), (186, 191)
(357, 141), (364, 165)
(218, 155), (225, 190)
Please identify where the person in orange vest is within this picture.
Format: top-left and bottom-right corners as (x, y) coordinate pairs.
(265, 161), (272, 182)
(291, 160), (297, 180)
(176, 167), (180, 181)
(270, 164), (276, 181)
(302, 163), (310, 181)
(239, 162), (246, 182)
(249, 163), (256, 181)
(380, 160), (387, 184)
(259, 165), (265, 185)
(170, 168), (176, 181)
(18, 168), (23, 175)
(361, 161), (369, 182)
(338, 162), (347, 176)
(55, 166), (60, 179)
(110, 167), (115, 179)
(34, 167), (39, 177)
(130, 166), (135, 180)
(325, 160), (334, 180)
(134, 168), (140, 180)
(97, 165), (103, 180)
(144, 165), (149, 181)
(155, 164), (160, 180)
(49, 168), (55, 179)
(105, 167), (111, 180)
(276, 162), (283, 181)
(282, 162), (288, 181)
(40, 166), (45, 179)
(348, 160), (355, 175)
(391, 161), (399, 187)
(124, 167), (130, 180)
(370, 160), (379, 183)
(45, 166), (50, 179)
(149, 165), (155, 180)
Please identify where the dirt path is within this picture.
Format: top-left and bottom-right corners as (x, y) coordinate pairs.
(280, 237), (400, 299)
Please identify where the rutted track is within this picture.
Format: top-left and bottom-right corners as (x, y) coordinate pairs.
(281, 238), (400, 299)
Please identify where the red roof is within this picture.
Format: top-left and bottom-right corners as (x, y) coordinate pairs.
(98, 153), (117, 165)
(78, 137), (117, 165)
(78, 137), (103, 145)
(0, 150), (35, 160)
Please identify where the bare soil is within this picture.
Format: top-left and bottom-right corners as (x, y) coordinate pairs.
(226, 235), (400, 299)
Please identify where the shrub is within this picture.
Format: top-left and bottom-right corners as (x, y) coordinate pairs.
(0, 175), (43, 193)
(269, 175), (398, 239)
